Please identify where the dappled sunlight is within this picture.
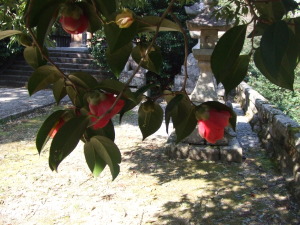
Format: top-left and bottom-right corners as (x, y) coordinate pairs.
(0, 98), (299, 224)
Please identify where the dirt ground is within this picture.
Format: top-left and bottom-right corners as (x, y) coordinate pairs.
(0, 105), (300, 225)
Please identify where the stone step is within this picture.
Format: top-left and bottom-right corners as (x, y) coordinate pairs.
(3, 68), (105, 76)
(49, 57), (94, 64)
(48, 51), (93, 59)
(7, 62), (98, 71)
(0, 48), (112, 87)
(13, 58), (95, 67)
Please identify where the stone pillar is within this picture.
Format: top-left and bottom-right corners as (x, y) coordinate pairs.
(190, 49), (217, 103)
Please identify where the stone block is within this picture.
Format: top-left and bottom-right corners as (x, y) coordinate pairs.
(261, 104), (284, 123)
(188, 146), (220, 161)
(165, 143), (190, 159)
(220, 137), (243, 162)
(271, 115), (300, 141)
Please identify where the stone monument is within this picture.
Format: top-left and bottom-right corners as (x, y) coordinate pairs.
(166, 0), (243, 163)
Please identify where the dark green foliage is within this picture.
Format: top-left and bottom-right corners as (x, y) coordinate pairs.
(0, 39), (23, 68)
(89, 0), (197, 95)
(89, 36), (111, 71)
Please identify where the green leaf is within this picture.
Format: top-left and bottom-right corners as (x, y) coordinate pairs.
(78, 1), (102, 33)
(89, 136), (121, 180)
(198, 101), (237, 131)
(85, 120), (115, 142)
(164, 93), (197, 143)
(260, 21), (289, 76)
(92, 0), (116, 19)
(138, 100), (163, 140)
(294, 17), (300, 61)
(66, 86), (83, 107)
(211, 24), (247, 84)
(52, 78), (67, 104)
(137, 16), (181, 33)
(132, 44), (162, 74)
(36, 110), (66, 154)
(68, 72), (98, 89)
(254, 47), (295, 90)
(119, 83), (158, 122)
(0, 30), (22, 40)
(25, 0), (67, 27)
(171, 94), (192, 129)
(222, 55), (250, 94)
(28, 65), (61, 96)
(106, 42), (132, 77)
(175, 106), (197, 143)
(49, 116), (90, 171)
(254, 1), (286, 21)
(104, 22), (138, 53)
(23, 46), (47, 69)
(84, 141), (107, 176)
(36, 3), (59, 47)
(96, 79), (136, 102)
(165, 94), (184, 134)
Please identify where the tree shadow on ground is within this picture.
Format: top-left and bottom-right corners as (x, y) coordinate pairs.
(122, 139), (300, 224)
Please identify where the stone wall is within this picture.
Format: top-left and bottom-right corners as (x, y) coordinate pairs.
(235, 82), (300, 200)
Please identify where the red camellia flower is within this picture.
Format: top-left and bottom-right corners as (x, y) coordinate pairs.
(49, 118), (65, 138)
(198, 109), (231, 144)
(89, 94), (125, 129)
(60, 15), (88, 34)
(59, 4), (89, 34)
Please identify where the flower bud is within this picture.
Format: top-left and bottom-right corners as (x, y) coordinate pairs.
(115, 9), (134, 28)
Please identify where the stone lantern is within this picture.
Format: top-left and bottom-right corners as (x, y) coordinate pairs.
(166, 0), (243, 163)
(187, 0), (231, 103)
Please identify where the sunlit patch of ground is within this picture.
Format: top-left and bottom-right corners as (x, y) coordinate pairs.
(0, 105), (299, 225)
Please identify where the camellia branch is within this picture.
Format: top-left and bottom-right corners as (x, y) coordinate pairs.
(89, 0), (178, 127)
